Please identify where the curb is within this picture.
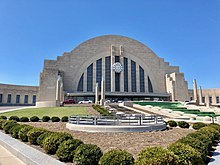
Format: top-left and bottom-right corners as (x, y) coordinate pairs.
(0, 131), (64, 165)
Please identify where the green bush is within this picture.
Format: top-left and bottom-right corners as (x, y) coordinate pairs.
(20, 117), (29, 122)
(198, 126), (220, 141)
(0, 119), (7, 129)
(43, 132), (73, 154)
(0, 116), (7, 120)
(74, 144), (103, 165)
(30, 116), (39, 122)
(208, 123), (220, 132)
(178, 136), (208, 161)
(51, 116), (60, 122)
(61, 116), (68, 122)
(100, 149), (134, 165)
(167, 120), (177, 127)
(135, 146), (179, 165)
(178, 121), (190, 128)
(37, 131), (53, 147)
(18, 126), (34, 142)
(92, 105), (110, 116)
(10, 125), (26, 139)
(27, 128), (47, 145)
(3, 120), (18, 134)
(9, 116), (20, 122)
(192, 122), (207, 130)
(56, 139), (83, 162)
(168, 142), (204, 165)
(42, 116), (50, 122)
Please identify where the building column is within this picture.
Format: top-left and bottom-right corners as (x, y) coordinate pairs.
(93, 62), (96, 92)
(120, 56), (124, 92)
(128, 59), (131, 92)
(111, 52), (115, 92)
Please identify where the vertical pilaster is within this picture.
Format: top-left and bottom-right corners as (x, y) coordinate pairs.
(111, 46), (115, 92)
(120, 56), (124, 92)
(128, 59), (131, 92)
(136, 65), (140, 93)
(93, 62), (96, 92)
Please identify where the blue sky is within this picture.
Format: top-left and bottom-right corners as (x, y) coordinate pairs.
(0, 0), (219, 89)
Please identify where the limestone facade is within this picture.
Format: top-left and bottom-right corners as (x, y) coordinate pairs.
(36, 35), (189, 107)
(0, 84), (38, 105)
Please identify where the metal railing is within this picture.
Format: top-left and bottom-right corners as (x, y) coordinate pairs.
(69, 115), (164, 126)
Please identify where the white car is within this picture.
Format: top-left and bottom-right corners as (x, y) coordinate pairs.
(78, 99), (93, 104)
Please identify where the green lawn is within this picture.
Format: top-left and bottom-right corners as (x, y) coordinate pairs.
(0, 107), (90, 118)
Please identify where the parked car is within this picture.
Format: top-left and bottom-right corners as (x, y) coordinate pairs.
(62, 99), (75, 104)
(78, 99), (93, 104)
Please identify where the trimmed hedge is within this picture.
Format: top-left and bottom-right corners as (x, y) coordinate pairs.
(20, 117), (29, 122)
(100, 149), (134, 165)
(42, 116), (50, 122)
(192, 122), (206, 130)
(167, 120), (177, 127)
(74, 144), (103, 165)
(37, 131), (53, 147)
(2, 120), (18, 134)
(18, 125), (34, 142)
(43, 132), (73, 154)
(51, 116), (60, 122)
(92, 105), (111, 116)
(61, 116), (68, 122)
(27, 128), (47, 145)
(56, 139), (83, 162)
(9, 116), (20, 122)
(135, 146), (179, 165)
(0, 116), (7, 120)
(168, 142), (204, 165)
(178, 121), (190, 128)
(0, 119), (7, 129)
(30, 116), (39, 122)
(10, 125), (26, 139)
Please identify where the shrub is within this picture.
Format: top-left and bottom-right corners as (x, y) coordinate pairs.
(92, 105), (110, 116)
(168, 142), (204, 165)
(135, 146), (179, 165)
(9, 116), (20, 122)
(208, 123), (220, 132)
(74, 144), (103, 165)
(0, 116), (7, 120)
(30, 116), (39, 122)
(61, 116), (68, 122)
(20, 117), (29, 122)
(27, 128), (47, 145)
(192, 122), (207, 130)
(3, 120), (18, 134)
(56, 139), (83, 162)
(198, 126), (220, 141)
(51, 116), (60, 122)
(178, 121), (190, 128)
(100, 149), (134, 165)
(42, 116), (50, 122)
(43, 132), (73, 154)
(178, 136), (208, 161)
(167, 120), (177, 127)
(18, 126), (34, 142)
(0, 119), (7, 129)
(37, 131), (53, 147)
(10, 125), (26, 139)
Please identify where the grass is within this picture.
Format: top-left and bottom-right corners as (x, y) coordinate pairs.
(0, 106), (90, 118)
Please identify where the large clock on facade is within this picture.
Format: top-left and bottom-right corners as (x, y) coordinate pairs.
(112, 62), (123, 73)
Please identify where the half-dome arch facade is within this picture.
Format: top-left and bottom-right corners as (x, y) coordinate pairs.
(36, 35), (188, 107)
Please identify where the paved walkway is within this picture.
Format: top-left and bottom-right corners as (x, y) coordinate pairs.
(0, 145), (25, 165)
(0, 106), (33, 114)
(209, 142), (220, 165)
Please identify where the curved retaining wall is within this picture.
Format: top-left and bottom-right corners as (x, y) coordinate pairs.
(66, 123), (166, 132)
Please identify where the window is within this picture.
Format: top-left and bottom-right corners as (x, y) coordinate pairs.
(16, 95), (20, 104)
(77, 74), (84, 92)
(190, 97), (193, 101)
(115, 73), (120, 92)
(96, 58), (102, 91)
(209, 96), (212, 104)
(216, 96), (219, 104)
(105, 56), (111, 92)
(202, 97), (205, 103)
(124, 57), (128, 92)
(0, 94), (2, 103)
(148, 76), (153, 93)
(139, 66), (145, 92)
(87, 63), (93, 92)
(7, 94), (11, 103)
(115, 56), (120, 62)
(131, 60), (136, 92)
(32, 95), (36, 104)
(24, 95), (28, 104)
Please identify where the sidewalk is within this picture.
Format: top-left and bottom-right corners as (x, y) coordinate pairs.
(0, 145), (25, 165)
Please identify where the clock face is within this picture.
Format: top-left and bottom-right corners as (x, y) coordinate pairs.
(112, 62), (123, 73)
